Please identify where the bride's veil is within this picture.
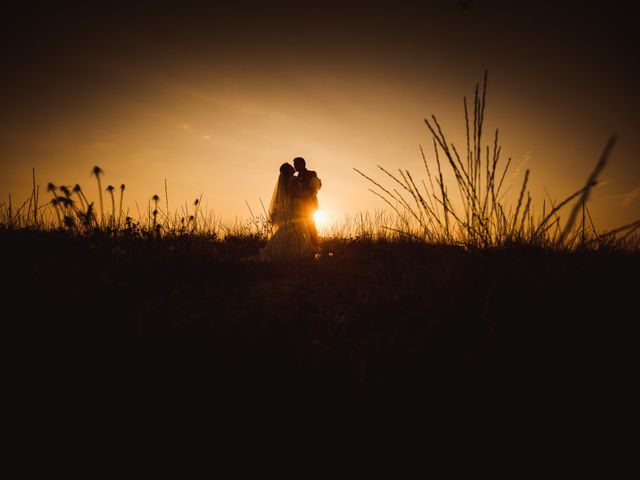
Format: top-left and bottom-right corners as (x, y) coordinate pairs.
(268, 173), (293, 230)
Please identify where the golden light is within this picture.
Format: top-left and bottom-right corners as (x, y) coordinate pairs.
(313, 209), (328, 228)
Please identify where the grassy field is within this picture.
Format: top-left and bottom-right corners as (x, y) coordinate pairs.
(2, 76), (638, 416)
(2, 227), (637, 405)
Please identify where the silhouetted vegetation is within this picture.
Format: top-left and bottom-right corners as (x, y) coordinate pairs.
(2, 228), (637, 407)
(355, 72), (640, 250)
(1, 75), (638, 407)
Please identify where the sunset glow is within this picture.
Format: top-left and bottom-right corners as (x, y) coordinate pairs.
(313, 210), (329, 230)
(2, 0), (638, 417)
(0, 3), (638, 232)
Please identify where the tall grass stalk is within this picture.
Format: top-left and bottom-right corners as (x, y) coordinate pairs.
(355, 71), (638, 250)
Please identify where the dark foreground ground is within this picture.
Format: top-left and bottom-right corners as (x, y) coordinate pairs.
(2, 230), (637, 421)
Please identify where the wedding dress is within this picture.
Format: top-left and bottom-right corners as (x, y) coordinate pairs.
(258, 173), (315, 261)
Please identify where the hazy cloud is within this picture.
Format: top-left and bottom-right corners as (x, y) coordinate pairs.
(603, 185), (640, 207)
(620, 186), (640, 207)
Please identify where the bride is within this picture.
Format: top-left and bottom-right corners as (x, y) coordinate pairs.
(259, 162), (316, 261)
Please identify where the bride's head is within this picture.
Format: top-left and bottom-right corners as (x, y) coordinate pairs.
(280, 162), (295, 177)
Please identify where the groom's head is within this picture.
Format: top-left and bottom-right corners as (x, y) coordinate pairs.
(293, 157), (306, 172)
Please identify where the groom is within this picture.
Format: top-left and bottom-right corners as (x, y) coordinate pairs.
(293, 156), (321, 247)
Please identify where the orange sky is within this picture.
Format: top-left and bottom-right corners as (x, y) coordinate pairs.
(1, 1), (638, 231)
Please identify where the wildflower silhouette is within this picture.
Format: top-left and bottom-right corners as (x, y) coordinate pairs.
(106, 185), (115, 226)
(91, 166), (105, 226)
(119, 184), (125, 227)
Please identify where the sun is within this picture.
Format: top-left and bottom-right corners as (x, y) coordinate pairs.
(313, 210), (328, 228)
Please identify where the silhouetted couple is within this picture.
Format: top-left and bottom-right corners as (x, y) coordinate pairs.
(259, 157), (322, 260)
